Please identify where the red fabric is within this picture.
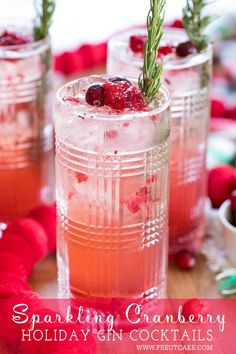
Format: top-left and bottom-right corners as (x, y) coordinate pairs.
(54, 42), (107, 75)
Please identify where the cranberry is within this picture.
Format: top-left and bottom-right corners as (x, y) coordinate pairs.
(176, 41), (197, 57)
(103, 81), (146, 111)
(0, 30), (30, 46)
(85, 84), (104, 106)
(109, 76), (131, 84)
(182, 299), (209, 321)
(158, 45), (174, 57)
(175, 250), (196, 270)
(129, 35), (146, 53)
(171, 19), (183, 28)
(76, 173), (88, 183)
(208, 166), (236, 209)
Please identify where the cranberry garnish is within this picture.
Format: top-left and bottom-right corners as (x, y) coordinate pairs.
(129, 35), (147, 53)
(85, 84), (104, 107)
(171, 19), (183, 28)
(176, 41), (197, 57)
(175, 250), (196, 270)
(230, 190), (236, 226)
(182, 299), (209, 321)
(0, 30), (30, 46)
(109, 76), (131, 84)
(103, 81), (146, 111)
(158, 45), (174, 57)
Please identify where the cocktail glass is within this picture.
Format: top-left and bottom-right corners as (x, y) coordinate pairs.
(107, 28), (212, 258)
(0, 20), (54, 222)
(56, 75), (170, 304)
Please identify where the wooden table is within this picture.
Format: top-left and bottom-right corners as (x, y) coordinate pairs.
(29, 254), (221, 299)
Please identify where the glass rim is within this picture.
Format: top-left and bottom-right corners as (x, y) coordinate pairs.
(108, 27), (212, 70)
(0, 18), (50, 55)
(56, 75), (171, 122)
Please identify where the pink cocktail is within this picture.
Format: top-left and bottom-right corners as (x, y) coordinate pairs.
(107, 28), (212, 257)
(56, 75), (170, 301)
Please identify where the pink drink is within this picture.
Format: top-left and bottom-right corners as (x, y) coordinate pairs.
(107, 28), (212, 257)
(56, 76), (170, 301)
(0, 21), (54, 221)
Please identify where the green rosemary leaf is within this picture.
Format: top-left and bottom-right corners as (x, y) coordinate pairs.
(33, 0), (56, 40)
(183, 0), (215, 51)
(138, 0), (166, 105)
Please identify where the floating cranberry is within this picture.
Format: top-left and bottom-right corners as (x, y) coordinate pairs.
(176, 41), (197, 57)
(76, 172), (88, 183)
(171, 19), (183, 28)
(175, 250), (196, 270)
(182, 298), (209, 321)
(129, 35), (146, 53)
(109, 76), (131, 84)
(105, 130), (118, 139)
(85, 84), (104, 106)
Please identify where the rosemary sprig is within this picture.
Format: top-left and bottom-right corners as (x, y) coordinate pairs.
(138, 0), (166, 105)
(33, 0), (56, 40)
(183, 0), (214, 51)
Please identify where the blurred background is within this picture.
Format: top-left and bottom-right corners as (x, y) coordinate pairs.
(1, 0), (236, 51)
(1, 0), (236, 163)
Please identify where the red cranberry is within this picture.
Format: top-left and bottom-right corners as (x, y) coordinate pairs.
(85, 84), (104, 107)
(182, 299), (209, 321)
(76, 172), (88, 183)
(129, 35), (146, 53)
(171, 19), (183, 28)
(176, 41), (197, 57)
(109, 76), (131, 84)
(175, 250), (196, 270)
(158, 45), (174, 57)
(0, 30), (30, 46)
(208, 166), (236, 209)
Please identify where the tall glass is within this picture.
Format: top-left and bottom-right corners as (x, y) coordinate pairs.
(56, 75), (170, 302)
(107, 28), (212, 258)
(0, 20), (54, 222)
